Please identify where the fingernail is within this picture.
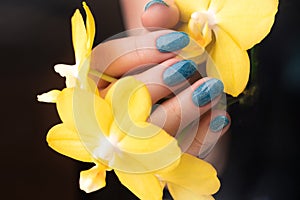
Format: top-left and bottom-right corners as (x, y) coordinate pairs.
(163, 60), (197, 86)
(210, 115), (230, 132)
(144, 0), (169, 11)
(192, 79), (224, 107)
(156, 32), (190, 53)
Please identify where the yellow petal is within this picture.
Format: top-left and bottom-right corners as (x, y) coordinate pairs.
(37, 89), (61, 103)
(54, 64), (76, 78)
(169, 185), (214, 200)
(214, 0), (278, 49)
(119, 122), (179, 151)
(159, 153), (220, 197)
(82, 2), (95, 51)
(207, 27), (250, 97)
(79, 164), (107, 193)
(76, 55), (91, 89)
(175, 0), (211, 22)
(47, 124), (93, 162)
(72, 87), (118, 164)
(115, 170), (163, 200)
(105, 76), (152, 130)
(55, 87), (115, 162)
(105, 122), (181, 173)
(167, 184), (215, 200)
(208, 0), (226, 13)
(71, 9), (87, 63)
(57, 88), (113, 135)
(54, 64), (78, 88)
(76, 3), (95, 88)
(56, 88), (75, 126)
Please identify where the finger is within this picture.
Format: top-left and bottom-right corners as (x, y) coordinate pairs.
(149, 78), (225, 136)
(134, 58), (201, 103)
(184, 111), (231, 158)
(90, 30), (190, 88)
(99, 56), (201, 99)
(142, 0), (180, 29)
(119, 0), (150, 29)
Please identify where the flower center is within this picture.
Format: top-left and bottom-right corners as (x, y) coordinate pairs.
(93, 135), (119, 163)
(188, 11), (216, 48)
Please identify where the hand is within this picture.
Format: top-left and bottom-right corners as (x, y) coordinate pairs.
(90, 30), (230, 161)
(120, 0), (231, 167)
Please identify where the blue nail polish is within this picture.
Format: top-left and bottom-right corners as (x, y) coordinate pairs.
(144, 0), (168, 11)
(163, 60), (197, 86)
(192, 79), (224, 106)
(156, 32), (190, 53)
(210, 115), (230, 132)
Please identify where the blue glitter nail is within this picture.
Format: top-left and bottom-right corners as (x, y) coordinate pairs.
(156, 32), (190, 53)
(163, 60), (197, 86)
(192, 79), (224, 107)
(210, 115), (230, 132)
(144, 0), (168, 11)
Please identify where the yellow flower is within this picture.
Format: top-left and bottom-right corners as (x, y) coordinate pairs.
(46, 76), (220, 199)
(37, 2), (94, 103)
(46, 76), (180, 191)
(38, 2), (220, 199)
(175, 0), (279, 96)
(54, 1), (95, 89)
(37, 1), (113, 103)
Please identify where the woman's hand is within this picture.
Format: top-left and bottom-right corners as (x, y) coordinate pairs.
(91, 30), (230, 160)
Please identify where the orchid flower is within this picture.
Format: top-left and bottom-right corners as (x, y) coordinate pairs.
(37, 1), (112, 102)
(46, 76), (220, 199)
(46, 76), (181, 192)
(175, 0), (279, 96)
(37, 2), (94, 103)
(54, 1), (95, 89)
(38, 2), (220, 199)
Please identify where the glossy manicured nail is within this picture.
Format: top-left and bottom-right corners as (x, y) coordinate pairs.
(210, 115), (230, 132)
(156, 32), (190, 53)
(144, 0), (168, 11)
(163, 60), (197, 86)
(192, 79), (224, 106)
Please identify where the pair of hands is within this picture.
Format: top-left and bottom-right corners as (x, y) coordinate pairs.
(90, 0), (231, 161)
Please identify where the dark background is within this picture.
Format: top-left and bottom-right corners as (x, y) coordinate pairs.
(1, 0), (299, 199)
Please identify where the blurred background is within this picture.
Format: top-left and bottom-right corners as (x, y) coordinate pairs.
(1, 0), (299, 199)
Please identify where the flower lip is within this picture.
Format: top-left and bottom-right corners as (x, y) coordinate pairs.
(190, 10), (217, 29)
(92, 132), (122, 163)
(188, 10), (216, 47)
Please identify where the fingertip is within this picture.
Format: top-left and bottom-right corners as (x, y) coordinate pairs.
(194, 110), (231, 159)
(142, 2), (179, 29)
(210, 113), (231, 134)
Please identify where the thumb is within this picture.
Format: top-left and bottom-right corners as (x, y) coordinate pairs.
(142, 0), (180, 29)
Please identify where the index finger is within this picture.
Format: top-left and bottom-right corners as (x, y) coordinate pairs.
(90, 30), (190, 87)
